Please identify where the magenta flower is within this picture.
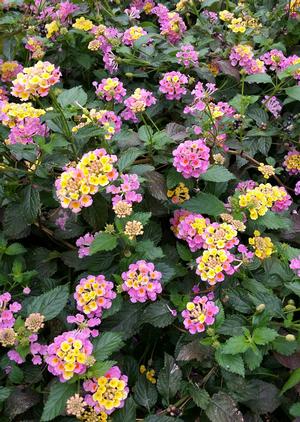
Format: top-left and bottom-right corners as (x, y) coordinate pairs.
(93, 77), (126, 103)
(176, 44), (198, 68)
(45, 330), (93, 382)
(290, 256), (300, 278)
(76, 232), (97, 258)
(172, 139), (210, 179)
(260, 49), (286, 71)
(0, 293), (21, 329)
(106, 173), (142, 206)
(6, 117), (47, 145)
(74, 274), (116, 318)
(122, 26), (147, 46)
(272, 188), (292, 212)
(152, 4), (186, 44)
(7, 350), (25, 364)
(159, 71), (188, 100)
(121, 88), (156, 122)
(283, 150), (300, 175)
(263, 96), (282, 118)
(122, 260), (162, 303)
(295, 181), (300, 195)
(182, 295), (219, 334)
(176, 213), (210, 252)
(183, 82), (217, 115)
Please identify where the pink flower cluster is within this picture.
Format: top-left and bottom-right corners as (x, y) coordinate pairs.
(29, 335), (48, 365)
(121, 88), (156, 122)
(175, 213), (210, 252)
(89, 26), (122, 73)
(159, 71), (188, 100)
(6, 117), (47, 145)
(183, 82), (217, 115)
(290, 256), (300, 278)
(182, 295), (219, 334)
(263, 96), (282, 118)
(122, 26), (148, 46)
(67, 313), (100, 338)
(76, 232), (97, 258)
(93, 77), (126, 103)
(106, 173), (142, 207)
(260, 49), (286, 71)
(0, 293), (22, 329)
(236, 180), (258, 192)
(272, 187), (292, 212)
(0, 60), (23, 83)
(176, 44), (199, 68)
(172, 139), (210, 179)
(29, 0), (79, 23)
(121, 260), (162, 303)
(295, 181), (300, 195)
(230, 44), (265, 74)
(74, 274), (116, 318)
(11, 61), (61, 101)
(95, 110), (122, 140)
(83, 366), (129, 415)
(46, 330), (93, 382)
(25, 36), (45, 60)
(283, 150), (300, 175)
(152, 3), (186, 44)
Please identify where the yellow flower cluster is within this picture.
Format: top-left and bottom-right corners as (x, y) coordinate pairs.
(55, 338), (88, 380)
(92, 377), (127, 411)
(127, 26), (146, 41)
(228, 18), (247, 33)
(196, 248), (233, 284)
(238, 183), (286, 220)
(258, 163), (275, 179)
(0, 101), (45, 127)
(77, 150), (116, 187)
(140, 365), (156, 384)
(167, 182), (190, 204)
(45, 21), (60, 39)
(249, 230), (274, 260)
(219, 9), (261, 33)
(73, 17), (94, 31)
(203, 223), (237, 249)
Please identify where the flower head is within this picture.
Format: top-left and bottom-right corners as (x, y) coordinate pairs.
(124, 220), (144, 240)
(121, 88), (156, 122)
(0, 60), (23, 82)
(122, 260), (162, 303)
(196, 248), (236, 285)
(182, 295), (219, 334)
(176, 44), (198, 68)
(122, 26), (147, 46)
(25, 313), (45, 333)
(249, 230), (274, 260)
(66, 394), (87, 418)
(283, 150), (300, 175)
(93, 78), (126, 103)
(159, 71), (188, 100)
(172, 139), (210, 179)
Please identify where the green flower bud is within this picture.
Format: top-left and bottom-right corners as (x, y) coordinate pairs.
(256, 303), (266, 313)
(285, 334), (296, 342)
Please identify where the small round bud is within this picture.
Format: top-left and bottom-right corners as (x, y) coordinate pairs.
(212, 340), (220, 349)
(285, 334), (296, 342)
(125, 72), (133, 78)
(288, 299), (295, 306)
(124, 249), (132, 258)
(284, 304), (297, 312)
(256, 303), (266, 313)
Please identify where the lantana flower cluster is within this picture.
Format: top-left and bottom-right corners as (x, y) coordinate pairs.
(11, 61), (61, 100)
(172, 139), (210, 179)
(182, 294), (219, 334)
(55, 148), (118, 213)
(93, 77), (126, 103)
(283, 150), (300, 175)
(230, 44), (265, 75)
(121, 260), (162, 303)
(106, 173), (142, 217)
(0, 60), (23, 83)
(159, 71), (188, 100)
(121, 88), (156, 122)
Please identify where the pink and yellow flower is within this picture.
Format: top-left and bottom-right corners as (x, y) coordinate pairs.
(182, 295), (219, 334)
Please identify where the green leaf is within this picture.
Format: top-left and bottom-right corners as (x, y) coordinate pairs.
(142, 300), (174, 327)
(41, 381), (77, 421)
(127, 212), (152, 225)
(57, 86), (87, 107)
(222, 336), (249, 355)
(272, 336), (298, 355)
(157, 354), (182, 404)
(113, 397), (137, 422)
(118, 148), (143, 171)
(285, 85), (300, 101)
(101, 302), (144, 340)
(22, 186), (40, 224)
(90, 233), (118, 254)
(181, 193), (225, 216)
(92, 332), (124, 361)
(0, 386), (12, 402)
(244, 348), (263, 370)
(252, 327), (278, 345)
(3, 203), (30, 239)
(188, 384), (210, 410)
(285, 281), (300, 297)
(205, 392), (244, 422)
(86, 360), (116, 378)
(25, 284), (69, 321)
(245, 74), (273, 84)
(256, 211), (291, 230)
(5, 243), (26, 255)
(136, 240), (164, 260)
(134, 376), (157, 411)
(82, 194), (108, 230)
(176, 242), (193, 261)
(215, 348), (245, 377)
(8, 365), (24, 384)
(201, 166), (236, 183)
(281, 368), (300, 394)
(245, 380), (280, 414)
(290, 402), (300, 417)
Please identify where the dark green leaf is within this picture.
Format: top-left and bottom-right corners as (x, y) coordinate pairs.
(222, 336), (249, 355)
(157, 354), (182, 404)
(92, 332), (124, 361)
(201, 166), (236, 183)
(281, 368), (300, 394)
(142, 300), (174, 327)
(57, 86), (87, 107)
(25, 284), (69, 321)
(215, 348), (245, 377)
(252, 327), (278, 345)
(205, 392), (244, 422)
(182, 193), (225, 216)
(41, 381), (77, 421)
(118, 148), (143, 171)
(22, 185), (40, 223)
(113, 397), (137, 422)
(90, 233), (118, 254)
(188, 384), (210, 410)
(134, 376), (157, 411)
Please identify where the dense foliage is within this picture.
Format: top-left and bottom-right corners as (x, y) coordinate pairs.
(0, 0), (300, 421)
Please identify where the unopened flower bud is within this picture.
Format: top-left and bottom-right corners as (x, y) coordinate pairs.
(285, 334), (296, 342)
(284, 304), (297, 312)
(256, 303), (266, 313)
(288, 299), (295, 306)
(212, 340), (220, 349)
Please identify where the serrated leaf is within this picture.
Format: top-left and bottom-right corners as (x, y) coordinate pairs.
(252, 327), (278, 345)
(222, 336), (249, 355)
(281, 368), (300, 394)
(57, 86), (87, 107)
(90, 233), (118, 254)
(142, 300), (174, 327)
(101, 302), (144, 340)
(41, 381), (77, 421)
(145, 171), (168, 201)
(285, 281), (300, 297)
(182, 193), (225, 216)
(188, 384), (210, 409)
(92, 332), (124, 361)
(177, 341), (211, 362)
(245, 380), (280, 414)
(201, 166), (236, 183)
(273, 337), (298, 356)
(285, 85), (300, 101)
(245, 74), (273, 84)
(176, 242), (193, 261)
(157, 354), (182, 404)
(290, 402), (300, 417)
(86, 360), (116, 377)
(244, 348), (263, 370)
(5, 243), (26, 255)
(215, 348), (245, 377)
(113, 397), (137, 422)
(3, 203), (30, 239)
(256, 211), (291, 230)
(136, 240), (164, 260)
(127, 212), (151, 225)
(22, 185), (40, 223)
(134, 376), (157, 411)
(0, 386), (12, 402)
(25, 284), (69, 321)
(82, 194), (108, 230)
(118, 148), (143, 171)
(205, 392), (244, 422)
